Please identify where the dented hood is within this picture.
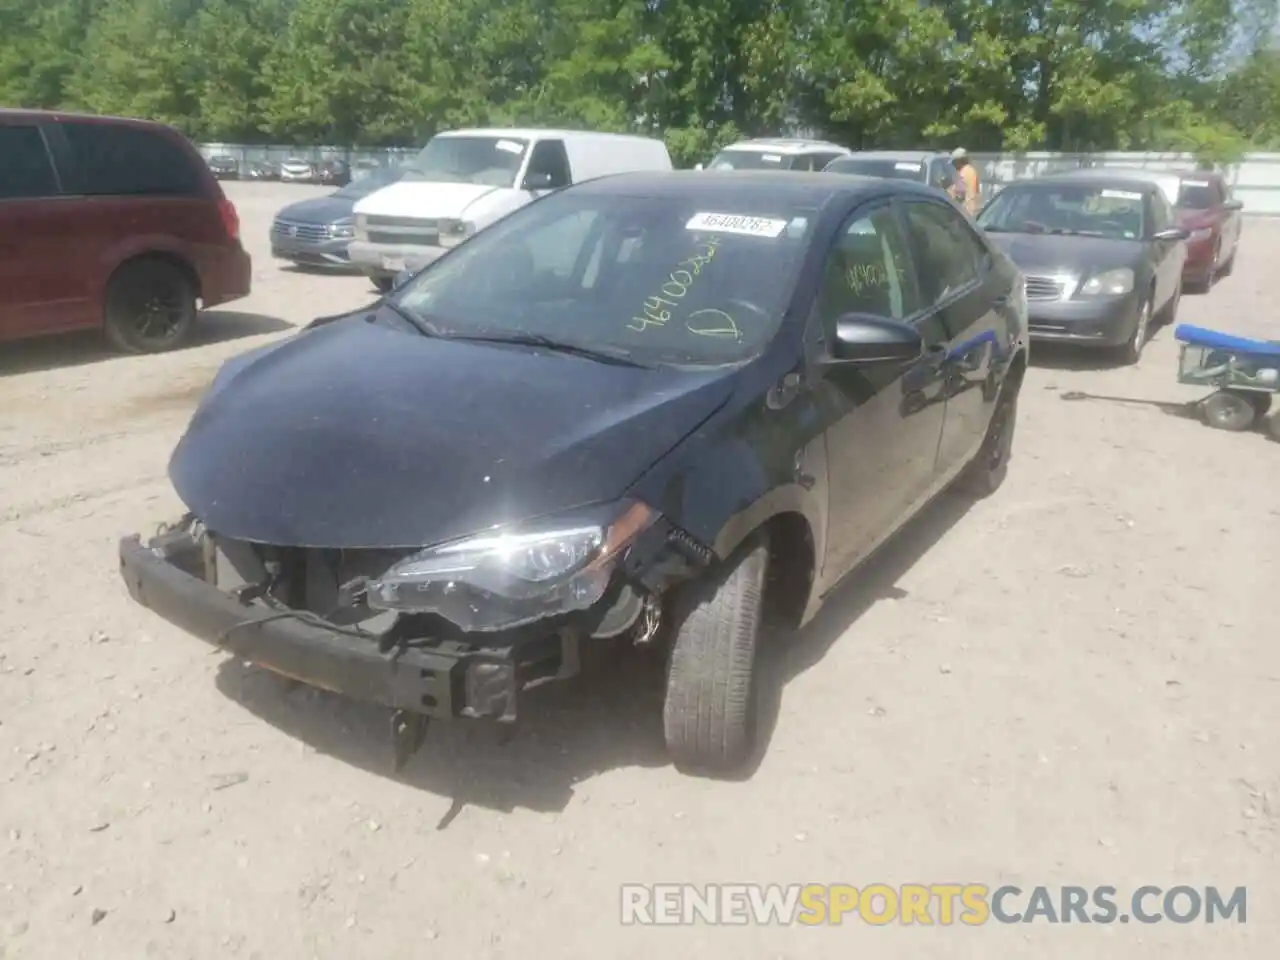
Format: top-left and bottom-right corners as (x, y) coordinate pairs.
(169, 315), (736, 548)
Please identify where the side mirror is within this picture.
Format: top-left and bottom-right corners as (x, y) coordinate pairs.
(825, 314), (924, 365)
(1154, 227), (1190, 242)
(693, 162), (705, 171)
(523, 171), (557, 190)
(1224, 199), (1243, 211)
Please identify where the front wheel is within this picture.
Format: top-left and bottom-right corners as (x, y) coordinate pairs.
(1115, 296), (1152, 366)
(663, 535), (769, 775)
(371, 275), (394, 294)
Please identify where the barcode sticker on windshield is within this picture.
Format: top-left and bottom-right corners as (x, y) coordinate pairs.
(1182, 180), (1210, 187)
(495, 139), (524, 154)
(762, 154), (783, 162)
(686, 212), (789, 238)
(895, 162), (922, 171)
(1100, 189), (1142, 200)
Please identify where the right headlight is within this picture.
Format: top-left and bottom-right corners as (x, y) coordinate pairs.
(437, 218), (475, 247)
(1078, 267), (1134, 297)
(365, 500), (658, 632)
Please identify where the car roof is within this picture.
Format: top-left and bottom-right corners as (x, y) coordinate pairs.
(836, 150), (944, 162)
(574, 169), (938, 203)
(434, 127), (661, 144)
(1053, 167), (1184, 200)
(0, 107), (181, 135)
(720, 138), (851, 155)
(1010, 173), (1159, 194)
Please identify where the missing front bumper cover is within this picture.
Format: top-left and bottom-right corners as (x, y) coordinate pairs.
(118, 533), (584, 728)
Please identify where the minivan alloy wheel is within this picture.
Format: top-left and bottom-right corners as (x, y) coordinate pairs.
(104, 259), (198, 354)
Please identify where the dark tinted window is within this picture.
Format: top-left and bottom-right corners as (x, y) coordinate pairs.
(818, 204), (922, 323)
(1176, 178), (1219, 209)
(60, 122), (205, 197)
(902, 200), (987, 304)
(0, 124), (59, 199)
(525, 139), (571, 188)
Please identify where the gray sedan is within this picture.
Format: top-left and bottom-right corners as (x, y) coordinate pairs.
(270, 166), (406, 271)
(975, 176), (1188, 364)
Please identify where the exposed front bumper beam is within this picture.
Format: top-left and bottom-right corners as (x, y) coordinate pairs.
(118, 534), (570, 723)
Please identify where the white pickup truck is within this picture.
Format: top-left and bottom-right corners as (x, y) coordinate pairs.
(349, 128), (673, 291)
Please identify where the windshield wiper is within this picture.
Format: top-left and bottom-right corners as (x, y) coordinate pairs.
(442, 331), (650, 368)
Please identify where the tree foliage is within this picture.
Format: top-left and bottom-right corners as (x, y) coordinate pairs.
(1, 0), (1277, 164)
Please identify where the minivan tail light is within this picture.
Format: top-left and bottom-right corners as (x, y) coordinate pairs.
(218, 198), (240, 241)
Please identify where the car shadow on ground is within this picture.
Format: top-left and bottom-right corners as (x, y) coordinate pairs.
(0, 310), (292, 377)
(212, 489), (975, 820)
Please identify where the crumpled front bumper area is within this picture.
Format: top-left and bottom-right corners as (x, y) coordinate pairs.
(117, 530), (571, 723)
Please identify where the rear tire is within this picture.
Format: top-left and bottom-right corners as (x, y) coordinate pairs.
(103, 259), (197, 354)
(663, 535), (769, 775)
(952, 385), (1017, 498)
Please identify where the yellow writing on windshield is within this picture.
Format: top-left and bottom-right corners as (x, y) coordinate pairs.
(685, 308), (742, 340)
(627, 237), (721, 332)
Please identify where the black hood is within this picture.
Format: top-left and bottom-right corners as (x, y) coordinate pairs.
(986, 232), (1145, 275)
(169, 316), (737, 549)
(275, 194), (355, 224)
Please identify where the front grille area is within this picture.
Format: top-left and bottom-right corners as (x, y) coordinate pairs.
(1024, 275), (1065, 301)
(272, 220), (330, 243)
(364, 215), (439, 247)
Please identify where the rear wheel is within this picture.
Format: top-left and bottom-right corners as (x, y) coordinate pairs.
(103, 259), (198, 354)
(952, 385), (1018, 498)
(663, 535), (769, 775)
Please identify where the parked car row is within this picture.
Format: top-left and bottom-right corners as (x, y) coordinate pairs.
(206, 154), (353, 186)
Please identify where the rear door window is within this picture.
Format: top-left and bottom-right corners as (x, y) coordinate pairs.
(0, 124), (60, 199)
(59, 121), (205, 197)
(900, 200), (987, 305)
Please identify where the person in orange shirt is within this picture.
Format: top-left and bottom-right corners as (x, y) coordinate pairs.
(948, 147), (981, 216)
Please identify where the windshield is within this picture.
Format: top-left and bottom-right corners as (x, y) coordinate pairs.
(334, 166), (404, 198)
(1177, 182), (1215, 209)
(977, 183), (1146, 240)
(392, 190), (815, 366)
(707, 149), (790, 171)
(403, 135), (528, 187)
(825, 158), (926, 182)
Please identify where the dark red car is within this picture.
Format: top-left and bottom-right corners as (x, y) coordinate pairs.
(1174, 171), (1243, 291)
(0, 109), (251, 353)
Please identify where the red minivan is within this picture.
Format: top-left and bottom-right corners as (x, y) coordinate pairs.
(0, 109), (251, 353)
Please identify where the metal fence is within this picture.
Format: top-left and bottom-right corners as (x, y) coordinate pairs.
(198, 143), (1280, 214)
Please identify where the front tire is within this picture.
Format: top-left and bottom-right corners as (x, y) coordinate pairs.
(103, 259), (198, 354)
(1116, 295), (1152, 366)
(663, 535), (769, 775)
(371, 275), (394, 294)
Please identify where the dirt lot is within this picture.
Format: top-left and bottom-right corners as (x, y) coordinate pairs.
(0, 182), (1275, 959)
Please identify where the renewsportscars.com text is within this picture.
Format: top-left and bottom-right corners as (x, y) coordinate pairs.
(620, 883), (1248, 926)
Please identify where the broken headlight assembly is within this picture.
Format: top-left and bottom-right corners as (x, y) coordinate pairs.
(366, 500), (657, 632)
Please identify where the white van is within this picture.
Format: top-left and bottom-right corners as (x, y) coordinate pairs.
(349, 128), (673, 289)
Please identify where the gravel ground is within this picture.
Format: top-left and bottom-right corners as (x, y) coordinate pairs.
(0, 182), (1275, 959)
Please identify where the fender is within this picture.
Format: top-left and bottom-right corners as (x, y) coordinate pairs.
(628, 370), (829, 582)
(95, 232), (196, 304)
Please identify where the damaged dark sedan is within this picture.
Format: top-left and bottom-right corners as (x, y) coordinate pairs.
(119, 170), (1029, 775)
